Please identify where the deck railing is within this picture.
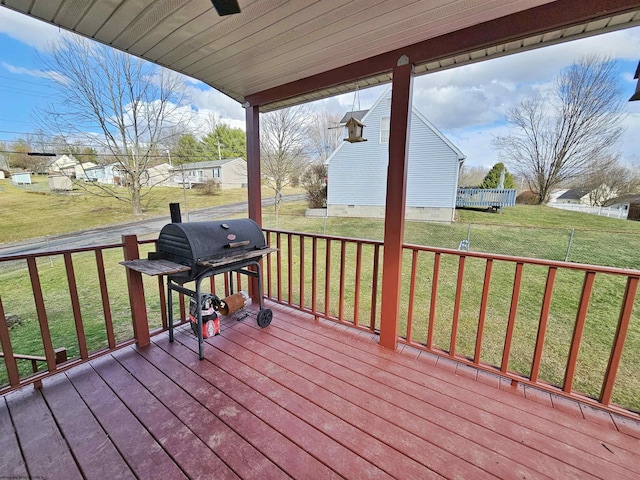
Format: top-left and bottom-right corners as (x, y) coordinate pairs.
(263, 228), (640, 417)
(0, 237), (169, 392)
(2, 229), (639, 418)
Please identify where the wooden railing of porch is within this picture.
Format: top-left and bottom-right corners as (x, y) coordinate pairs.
(263, 228), (640, 419)
(2, 230), (639, 420)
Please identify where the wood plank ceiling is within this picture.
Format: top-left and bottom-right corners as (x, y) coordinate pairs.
(1, 0), (639, 111)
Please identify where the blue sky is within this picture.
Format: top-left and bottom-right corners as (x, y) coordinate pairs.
(0, 6), (638, 168)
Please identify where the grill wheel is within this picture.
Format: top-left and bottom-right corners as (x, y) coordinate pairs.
(257, 308), (273, 328)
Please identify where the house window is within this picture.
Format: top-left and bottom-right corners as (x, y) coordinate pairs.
(197, 170), (203, 178)
(380, 116), (390, 143)
(213, 168), (221, 178)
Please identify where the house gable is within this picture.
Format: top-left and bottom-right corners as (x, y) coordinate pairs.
(327, 90), (465, 218)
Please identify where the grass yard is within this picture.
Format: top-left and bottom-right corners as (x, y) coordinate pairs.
(1, 195), (639, 412)
(0, 176), (296, 244)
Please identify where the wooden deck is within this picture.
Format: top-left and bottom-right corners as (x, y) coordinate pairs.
(2, 301), (639, 480)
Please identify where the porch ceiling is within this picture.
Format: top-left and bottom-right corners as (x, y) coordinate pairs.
(1, 0), (640, 112)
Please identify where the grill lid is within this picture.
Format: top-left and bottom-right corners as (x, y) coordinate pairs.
(157, 219), (266, 265)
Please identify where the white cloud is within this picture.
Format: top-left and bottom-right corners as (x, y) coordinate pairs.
(0, 8), (73, 52)
(2, 62), (68, 84)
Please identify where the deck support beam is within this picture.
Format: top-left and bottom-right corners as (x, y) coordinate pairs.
(379, 55), (413, 350)
(246, 105), (262, 301)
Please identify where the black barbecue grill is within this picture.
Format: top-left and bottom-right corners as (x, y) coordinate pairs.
(121, 216), (276, 360)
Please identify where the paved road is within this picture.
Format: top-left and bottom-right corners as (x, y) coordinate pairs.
(0, 194), (305, 256)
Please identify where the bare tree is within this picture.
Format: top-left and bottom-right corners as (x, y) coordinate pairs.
(581, 156), (640, 206)
(39, 36), (191, 215)
(493, 56), (626, 204)
(307, 111), (342, 162)
(458, 165), (488, 187)
(260, 106), (311, 213)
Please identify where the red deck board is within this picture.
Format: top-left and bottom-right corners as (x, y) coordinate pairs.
(92, 354), (240, 480)
(172, 330), (425, 479)
(271, 309), (640, 478)
(41, 374), (136, 480)
(0, 397), (28, 478)
(112, 346), (289, 480)
(153, 333), (392, 480)
(236, 317), (609, 480)
(66, 363), (187, 480)
(141, 339), (337, 479)
(222, 321), (554, 479)
(5, 387), (83, 480)
(208, 325), (486, 479)
(271, 306), (640, 454)
(2, 301), (640, 480)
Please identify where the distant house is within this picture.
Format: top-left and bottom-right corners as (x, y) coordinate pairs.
(48, 155), (79, 176)
(326, 90), (465, 223)
(11, 172), (32, 185)
(144, 163), (172, 187)
(81, 164), (116, 184)
(170, 158), (247, 190)
(609, 193), (640, 221)
(556, 185), (616, 206)
(74, 162), (98, 180)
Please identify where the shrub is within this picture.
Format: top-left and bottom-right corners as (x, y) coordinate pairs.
(301, 162), (327, 209)
(516, 190), (539, 205)
(199, 179), (221, 196)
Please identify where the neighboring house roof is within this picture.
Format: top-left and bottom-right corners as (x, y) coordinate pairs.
(339, 110), (369, 124)
(169, 158), (242, 171)
(610, 193), (640, 205)
(557, 188), (590, 200)
(49, 154), (79, 169)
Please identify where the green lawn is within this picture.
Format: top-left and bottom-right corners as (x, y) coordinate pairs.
(0, 176), (297, 244)
(1, 195), (639, 412)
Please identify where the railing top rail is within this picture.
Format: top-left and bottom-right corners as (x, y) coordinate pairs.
(0, 242), (126, 263)
(404, 242), (640, 276)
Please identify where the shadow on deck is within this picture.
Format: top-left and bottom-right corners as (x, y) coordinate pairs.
(2, 301), (639, 479)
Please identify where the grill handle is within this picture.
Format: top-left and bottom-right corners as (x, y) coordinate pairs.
(226, 240), (251, 249)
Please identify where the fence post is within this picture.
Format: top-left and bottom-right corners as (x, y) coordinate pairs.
(122, 235), (150, 347)
(565, 228), (575, 262)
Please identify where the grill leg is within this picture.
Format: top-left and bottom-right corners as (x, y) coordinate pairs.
(255, 262), (264, 310)
(168, 279), (174, 343)
(196, 279), (204, 360)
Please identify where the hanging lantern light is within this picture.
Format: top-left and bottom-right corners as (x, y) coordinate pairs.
(344, 82), (367, 143)
(630, 60), (640, 102)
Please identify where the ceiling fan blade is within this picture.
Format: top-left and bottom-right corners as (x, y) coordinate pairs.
(211, 0), (241, 16)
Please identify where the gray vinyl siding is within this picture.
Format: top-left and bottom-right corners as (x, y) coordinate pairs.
(327, 92), (461, 209)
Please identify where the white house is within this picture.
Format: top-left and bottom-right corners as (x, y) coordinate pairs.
(48, 154), (79, 176)
(170, 158), (247, 190)
(326, 90), (465, 223)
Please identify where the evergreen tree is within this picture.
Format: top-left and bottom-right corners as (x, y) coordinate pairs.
(480, 162), (515, 189)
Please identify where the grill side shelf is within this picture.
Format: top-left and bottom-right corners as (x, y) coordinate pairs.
(120, 259), (192, 276)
